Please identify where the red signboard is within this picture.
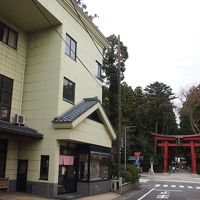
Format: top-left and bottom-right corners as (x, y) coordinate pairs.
(134, 152), (141, 157)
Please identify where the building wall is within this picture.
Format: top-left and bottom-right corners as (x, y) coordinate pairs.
(0, 18), (27, 186)
(21, 0), (109, 187)
(0, 18), (27, 121)
(5, 139), (19, 181)
(0, 0), (112, 196)
(56, 118), (112, 148)
(36, 0), (104, 114)
(21, 27), (62, 184)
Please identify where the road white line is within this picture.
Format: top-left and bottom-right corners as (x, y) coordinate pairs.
(163, 184), (168, 187)
(137, 187), (155, 200)
(196, 187), (200, 189)
(140, 178), (150, 183)
(155, 189), (182, 192)
(171, 185), (176, 188)
(155, 184), (161, 187)
(187, 186), (193, 189)
(179, 185), (184, 188)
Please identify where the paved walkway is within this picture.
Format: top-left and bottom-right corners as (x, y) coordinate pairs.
(0, 192), (120, 200)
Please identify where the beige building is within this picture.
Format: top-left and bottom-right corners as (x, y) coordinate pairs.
(0, 0), (116, 197)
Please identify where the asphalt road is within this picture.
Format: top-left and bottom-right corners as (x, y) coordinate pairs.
(119, 174), (200, 200)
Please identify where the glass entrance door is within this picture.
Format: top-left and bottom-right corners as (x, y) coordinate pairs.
(58, 163), (77, 194)
(58, 143), (77, 194)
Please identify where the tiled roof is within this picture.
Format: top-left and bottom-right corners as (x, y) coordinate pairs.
(0, 120), (43, 139)
(53, 97), (99, 123)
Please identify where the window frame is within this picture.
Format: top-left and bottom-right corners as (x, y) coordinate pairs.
(63, 77), (75, 104)
(65, 34), (77, 61)
(96, 61), (102, 80)
(0, 21), (18, 50)
(39, 155), (50, 181)
(0, 75), (13, 122)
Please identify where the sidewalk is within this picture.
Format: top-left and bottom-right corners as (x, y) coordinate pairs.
(0, 192), (120, 200)
(76, 192), (120, 200)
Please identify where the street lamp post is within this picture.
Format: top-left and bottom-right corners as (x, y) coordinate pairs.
(124, 126), (136, 171)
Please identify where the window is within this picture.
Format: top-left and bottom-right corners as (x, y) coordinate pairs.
(65, 34), (76, 60)
(0, 22), (18, 49)
(96, 61), (102, 80)
(89, 145), (110, 181)
(90, 155), (109, 181)
(63, 77), (75, 104)
(39, 155), (49, 180)
(0, 75), (13, 122)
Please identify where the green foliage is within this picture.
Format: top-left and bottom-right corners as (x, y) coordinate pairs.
(110, 162), (118, 178)
(179, 84), (200, 134)
(144, 81), (177, 134)
(121, 170), (132, 183)
(122, 164), (139, 183)
(75, 0), (98, 20)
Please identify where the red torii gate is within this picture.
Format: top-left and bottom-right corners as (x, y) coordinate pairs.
(152, 133), (200, 174)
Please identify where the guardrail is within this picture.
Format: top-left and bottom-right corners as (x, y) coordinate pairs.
(111, 177), (139, 193)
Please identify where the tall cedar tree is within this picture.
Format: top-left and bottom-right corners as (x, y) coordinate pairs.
(102, 35), (128, 129)
(144, 82), (178, 134)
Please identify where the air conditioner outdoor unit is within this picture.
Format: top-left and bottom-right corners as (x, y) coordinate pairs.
(14, 114), (25, 125)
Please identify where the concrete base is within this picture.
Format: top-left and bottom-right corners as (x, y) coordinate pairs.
(26, 181), (57, 198)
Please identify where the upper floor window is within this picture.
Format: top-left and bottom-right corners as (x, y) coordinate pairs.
(65, 34), (77, 61)
(96, 61), (102, 80)
(63, 77), (75, 104)
(0, 75), (13, 122)
(0, 22), (18, 49)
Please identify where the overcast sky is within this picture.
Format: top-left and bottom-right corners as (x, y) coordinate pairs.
(84, 0), (200, 97)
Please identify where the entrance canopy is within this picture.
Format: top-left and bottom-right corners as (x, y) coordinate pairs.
(152, 133), (200, 174)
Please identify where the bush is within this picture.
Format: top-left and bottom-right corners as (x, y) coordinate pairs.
(122, 164), (140, 183)
(121, 170), (132, 183)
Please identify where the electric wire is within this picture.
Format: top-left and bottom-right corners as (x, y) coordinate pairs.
(69, 0), (104, 57)
(31, 0), (102, 87)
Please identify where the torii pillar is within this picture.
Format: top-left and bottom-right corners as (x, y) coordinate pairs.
(190, 141), (197, 174)
(164, 141), (168, 173)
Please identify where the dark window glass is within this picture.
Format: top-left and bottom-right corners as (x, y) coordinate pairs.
(0, 75), (13, 121)
(0, 139), (8, 178)
(0, 21), (18, 49)
(60, 144), (76, 156)
(65, 34), (76, 61)
(0, 23), (4, 41)
(63, 77), (75, 104)
(39, 155), (49, 180)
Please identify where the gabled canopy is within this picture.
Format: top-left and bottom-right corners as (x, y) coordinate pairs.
(52, 97), (116, 141)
